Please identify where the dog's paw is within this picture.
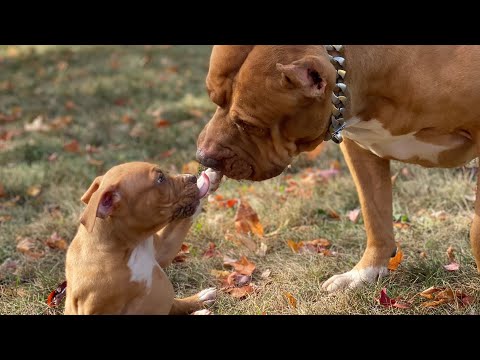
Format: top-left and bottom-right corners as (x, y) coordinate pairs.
(197, 287), (217, 306)
(191, 309), (212, 315)
(322, 267), (388, 292)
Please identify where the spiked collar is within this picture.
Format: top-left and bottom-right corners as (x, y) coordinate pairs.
(324, 45), (348, 144)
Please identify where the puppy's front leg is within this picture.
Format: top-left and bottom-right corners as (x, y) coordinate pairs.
(154, 218), (194, 268)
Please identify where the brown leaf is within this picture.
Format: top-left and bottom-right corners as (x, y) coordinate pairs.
(327, 209), (341, 220)
(419, 251), (427, 259)
(63, 139), (80, 153)
(114, 97), (129, 106)
(419, 286), (443, 300)
(348, 208), (361, 223)
(182, 161), (200, 175)
(306, 142), (326, 160)
(46, 232), (68, 250)
(121, 114), (134, 124)
(65, 100), (76, 110)
(388, 247), (404, 271)
(443, 262), (460, 271)
(287, 239), (301, 253)
(0, 215), (13, 223)
(284, 292), (297, 308)
(210, 269), (230, 279)
(50, 116), (72, 130)
(26, 185), (42, 197)
(173, 243), (190, 263)
(16, 237), (45, 260)
(0, 183), (5, 198)
(418, 286), (473, 308)
(159, 148), (176, 158)
(223, 256), (256, 276)
(234, 198), (264, 237)
(154, 118), (171, 128)
(226, 272), (252, 287)
(226, 285), (254, 299)
(203, 242), (221, 258)
(421, 299), (450, 308)
(87, 157), (104, 167)
(129, 124), (145, 138)
(1, 129), (23, 141)
(446, 246), (455, 263)
(46, 281), (67, 308)
(224, 231), (257, 252)
(393, 222), (411, 230)
(0, 258), (19, 276)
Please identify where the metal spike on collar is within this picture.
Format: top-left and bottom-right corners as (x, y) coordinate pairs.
(325, 45), (347, 144)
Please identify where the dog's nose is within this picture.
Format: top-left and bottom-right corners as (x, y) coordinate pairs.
(185, 174), (197, 184)
(196, 149), (221, 170)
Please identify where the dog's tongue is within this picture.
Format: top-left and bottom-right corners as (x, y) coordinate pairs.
(197, 172), (210, 199)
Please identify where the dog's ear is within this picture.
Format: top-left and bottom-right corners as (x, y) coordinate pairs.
(206, 45), (254, 106)
(79, 182), (121, 233)
(276, 55), (334, 99)
(80, 176), (103, 204)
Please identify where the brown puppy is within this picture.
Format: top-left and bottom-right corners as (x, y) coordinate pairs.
(197, 45), (480, 292)
(65, 162), (216, 314)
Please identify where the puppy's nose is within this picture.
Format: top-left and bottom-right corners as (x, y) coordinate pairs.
(196, 149), (221, 170)
(185, 174), (197, 184)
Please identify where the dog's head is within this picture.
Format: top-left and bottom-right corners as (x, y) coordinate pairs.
(196, 45), (336, 181)
(79, 162), (206, 234)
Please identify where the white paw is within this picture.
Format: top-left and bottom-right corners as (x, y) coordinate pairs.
(192, 309), (212, 315)
(322, 267), (388, 292)
(198, 287), (217, 305)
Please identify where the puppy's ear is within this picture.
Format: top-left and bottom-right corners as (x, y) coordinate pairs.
(80, 176), (103, 204)
(276, 55), (335, 98)
(79, 183), (121, 233)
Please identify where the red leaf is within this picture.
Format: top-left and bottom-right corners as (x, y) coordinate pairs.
(64, 140), (80, 153)
(203, 242), (220, 258)
(46, 281), (67, 308)
(154, 118), (171, 128)
(114, 97), (129, 106)
(378, 288), (396, 306)
(0, 183), (5, 198)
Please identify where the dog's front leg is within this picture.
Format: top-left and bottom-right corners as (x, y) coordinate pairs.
(154, 218), (194, 268)
(322, 138), (396, 292)
(470, 141), (480, 271)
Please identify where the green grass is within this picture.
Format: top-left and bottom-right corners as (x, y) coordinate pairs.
(1, 45), (479, 315)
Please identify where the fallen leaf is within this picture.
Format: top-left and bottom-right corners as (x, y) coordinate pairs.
(182, 161), (200, 175)
(129, 124), (145, 138)
(65, 100), (76, 110)
(0, 258), (18, 276)
(419, 251), (427, 259)
(226, 272), (251, 287)
(16, 237), (45, 260)
(287, 239), (301, 253)
(226, 199), (239, 208)
(0, 215), (13, 223)
(376, 288), (412, 309)
(203, 242), (221, 258)
(431, 210), (448, 221)
(85, 144), (101, 154)
(306, 142), (326, 160)
(49, 116), (72, 130)
(0, 183), (5, 197)
(26, 185), (42, 197)
(256, 242), (268, 257)
(284, 292), (297, 308)
(261, 269), (271, 278)
(46, 281), (67, 308)
(225, 231), (257, 252)
(234, 198), (264, 237)
(419, 286), (473, 308)
(24, 116), (50, 132)
(121, 114), (134, 124)
(63, 139), (80, 153)
(421, 299), (450, 308)
(46, 232), (68, 250)
(159, 148), (176, 158)
(327, 208), (341, 220)
(223, 256), (256, 276)
(114, 97), (129, 106)
(1, 129), (23, 141)
(87, 157), (104, 167)
(154, 118), (171, 128)
(173, 243), (190, 263)
(57, 61), (68, 71)
(0, 195), (20, 208)
(419, 286), (442, 300)
(388, 247), (404, 271)
(189, 109), (205, 118)
(226, 285), (254, 299)
(348, 208), (361, 223)
(443, 262), (460, 271)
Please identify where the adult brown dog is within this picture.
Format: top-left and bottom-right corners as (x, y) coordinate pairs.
(196, 45), (480, 292)
(64, 162), (216, 314)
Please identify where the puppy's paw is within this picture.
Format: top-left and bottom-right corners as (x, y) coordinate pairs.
(191, 309), (212, 315)
(322, 267), (388, 292)
(197, 287), (217, 306)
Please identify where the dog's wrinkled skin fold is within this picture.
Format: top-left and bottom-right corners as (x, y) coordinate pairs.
(65, 162), (215, 314)
(197, 45), (480, 291)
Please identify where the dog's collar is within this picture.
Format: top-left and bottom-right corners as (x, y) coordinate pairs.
(324, 45), (347, 144)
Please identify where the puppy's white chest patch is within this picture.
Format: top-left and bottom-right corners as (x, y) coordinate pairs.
(127, 236), (161, 290)
(342, 119), (454, 164)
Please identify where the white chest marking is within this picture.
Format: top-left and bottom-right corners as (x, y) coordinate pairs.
(343, 118), (455, 164)
(127, 236), (161, 290)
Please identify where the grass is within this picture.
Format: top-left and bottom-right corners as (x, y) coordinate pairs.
(1, 45), (479, 315)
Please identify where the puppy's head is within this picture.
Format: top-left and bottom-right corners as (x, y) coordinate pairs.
(197, 45), (336, 181)
(79, 162), (204, 234)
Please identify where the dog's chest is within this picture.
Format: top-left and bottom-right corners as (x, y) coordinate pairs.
(127, 236), (161, 290)
(342, 119), (465, 165)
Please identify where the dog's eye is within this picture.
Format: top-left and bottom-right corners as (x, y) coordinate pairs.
(156, 173), (166, 184)
(234, 118), (268, 136)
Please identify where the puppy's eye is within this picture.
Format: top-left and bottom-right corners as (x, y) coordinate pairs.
(156, 173), (166, 184)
